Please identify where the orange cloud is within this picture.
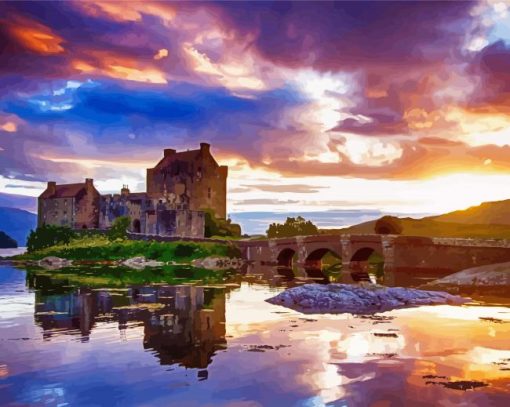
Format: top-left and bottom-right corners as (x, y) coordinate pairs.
(72, 51), (167, 84)
(75, 1), (176, 24)
(4, 15), (64, 55)
(252, 138), (510, 181)
(0, 113), (24, 133)
(0, 122), (17, 133)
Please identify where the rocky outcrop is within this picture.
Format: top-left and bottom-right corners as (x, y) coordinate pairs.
(121, 256), (165, 269)
(266, 283), (469, 314)
(424, 262), (510, 288)
(191, 256), (245, 270)
(37, 256), (73, 269)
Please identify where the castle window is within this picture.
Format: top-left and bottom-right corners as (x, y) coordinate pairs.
(208, 187), (211, 199)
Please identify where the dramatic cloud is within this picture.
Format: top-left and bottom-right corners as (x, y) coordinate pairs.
(209, 2), (478, 71)
(1, 0), (510, 220)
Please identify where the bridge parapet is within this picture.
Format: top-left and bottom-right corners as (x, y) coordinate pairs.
(431, 237), (510, 248)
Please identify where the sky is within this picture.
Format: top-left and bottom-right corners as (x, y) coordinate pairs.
(1, 1), (510, 233)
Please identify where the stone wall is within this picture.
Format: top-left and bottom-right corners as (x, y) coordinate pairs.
(146, 143), (228, 219)
(100, 193), (205, 238)
(74, 186), (100, 229)
(38, 197), (75, 228)
(38, 182), (100, 229)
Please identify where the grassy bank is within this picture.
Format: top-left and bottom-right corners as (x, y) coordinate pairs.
(27, 264), (239, 288)
(16, 235), (241, 262)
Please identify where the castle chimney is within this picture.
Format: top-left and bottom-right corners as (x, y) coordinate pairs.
(47, 181), (56, 195)
(85, 178), (93, 189)
(121, 184), (130, 196)
(200, 142), (210, 154)
(164, 148), (176, 157)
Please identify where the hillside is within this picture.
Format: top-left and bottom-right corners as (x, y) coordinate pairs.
(332, 217), (510, 239)
(322, 198), (510, 239)
(430, 199), (510, 225)
(0, 192), (37, 213)
(0, 207), (37, 246)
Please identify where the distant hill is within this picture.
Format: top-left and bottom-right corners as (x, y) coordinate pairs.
(0, 230), (17, 248)
(0, 192), (37, 213)
(326, 199), (510, 239)
(430, 199), (510, 225)
(0, 207), (37, 246)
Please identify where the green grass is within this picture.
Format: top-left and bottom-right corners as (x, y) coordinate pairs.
(26, 264), (236, 288)
(16, 235), (241, 262)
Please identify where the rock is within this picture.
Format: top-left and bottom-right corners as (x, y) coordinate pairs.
(192, 256), (245, 270)
(121, 256), (165, 270)
(424, 262), (510, 288)
(266, 283), (470, 314)
(37, 256), (73, 269)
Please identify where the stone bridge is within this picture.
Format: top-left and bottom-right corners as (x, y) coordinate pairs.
(237, 234), (510, 284)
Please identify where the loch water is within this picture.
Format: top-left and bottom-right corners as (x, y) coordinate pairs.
(0, 260), (509, 406)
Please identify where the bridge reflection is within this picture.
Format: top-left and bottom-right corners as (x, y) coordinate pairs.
(241, 262), (453, 287)
(27, 274), (227, 370)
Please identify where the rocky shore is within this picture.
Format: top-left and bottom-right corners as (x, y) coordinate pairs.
(267, 283), (470, 314)
(191, 256), (245, 270)
(17, 255), (245, 271)
(424, 262), (510, 289)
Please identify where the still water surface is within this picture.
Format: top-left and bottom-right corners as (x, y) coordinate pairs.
(0, 261), (509, 406)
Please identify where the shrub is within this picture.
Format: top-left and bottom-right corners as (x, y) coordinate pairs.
(27, 225), (76, 253)
(174, 243), (196, 258)
(374, 216), (403, 235)
(204, 210), (242, 238)
(267, 216), (318, 238)
(107, 216), (131, 241)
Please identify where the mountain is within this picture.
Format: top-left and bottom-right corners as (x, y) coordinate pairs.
(0, 231), (17, 248)
(336, 217), (510, 239)
(330, 199), (510, 239)
(430, 199), (510, 225)
(0, 192), (37, 213)
(0, 207), (37, 246)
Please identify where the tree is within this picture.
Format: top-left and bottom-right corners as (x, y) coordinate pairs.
(0, 230), (17, 248)
(266, 216), (319, 238)
(204, 210), (241, 238)
(375, 216), (403, 235)
(107, 216), (131, 241)
(27, 225), (76, 253)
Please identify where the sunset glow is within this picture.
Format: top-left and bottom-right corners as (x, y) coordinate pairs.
(0, 1), (510, 232)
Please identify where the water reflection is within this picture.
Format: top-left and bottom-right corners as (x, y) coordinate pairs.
(0, 264), (509, 406)
(28, 274), (226, 369)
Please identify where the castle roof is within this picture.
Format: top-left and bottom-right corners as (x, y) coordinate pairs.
(152, 148), (203, 170)
(40, 183), (86, 199)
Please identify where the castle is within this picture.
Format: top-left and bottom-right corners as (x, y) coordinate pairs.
(38, 143), (228, 238)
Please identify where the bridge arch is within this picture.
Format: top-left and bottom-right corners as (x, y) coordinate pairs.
(349, 246), (384, 282)
(276, 247), (297, 278)
(304, 247), (342, 280)
(277, 248), (296, 268)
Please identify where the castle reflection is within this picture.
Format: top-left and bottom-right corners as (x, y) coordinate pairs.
(27, 274), (226, 370)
